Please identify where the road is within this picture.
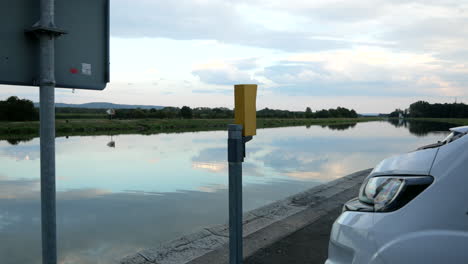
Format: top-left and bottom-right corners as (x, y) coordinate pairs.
(245, 207), (342, 264)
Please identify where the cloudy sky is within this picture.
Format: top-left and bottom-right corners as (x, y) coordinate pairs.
(2, 0), (468, 113)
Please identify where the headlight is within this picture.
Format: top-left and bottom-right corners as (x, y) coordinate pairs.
(358, 176), (433, 212)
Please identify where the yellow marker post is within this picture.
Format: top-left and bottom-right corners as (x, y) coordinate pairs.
(234, 84), (257, 137)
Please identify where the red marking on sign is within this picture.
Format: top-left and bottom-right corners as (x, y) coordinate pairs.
(70, 68), (78, 74)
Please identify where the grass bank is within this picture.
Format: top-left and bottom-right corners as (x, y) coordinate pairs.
(0, 117), (380, 140)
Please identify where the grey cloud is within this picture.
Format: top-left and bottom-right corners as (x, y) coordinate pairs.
(383, 17), (468, 51)
(192, 68), (256, 85)
(109, 0), (468, 97)
(232, 58), (258, 70)
(436, 49), (468, 62)
(110, 0), (350, 52)
(386, 0), (464, 7)
(191, 58), (264, 86)
(110, 0), (468, 56)
(112, 0), (242, 39)
(259, 62), (426, 96)
(293, 0), (389, 22)
(264, 0), (465, 23)
(192, 88), (231, 94)
(258, 52), (468, 96)
(262, 62), (331, 84)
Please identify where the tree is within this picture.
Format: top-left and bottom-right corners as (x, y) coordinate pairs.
(305, 107), (313, 118)
(0, 96), (38, 121)
(130, 109), (145, 119)
(180, 106), (193, 119)
(407, 101), (468, 118)
(315, 109), (330, 118)
(409, 101), (431, 117)
(389, 108), (404, 118)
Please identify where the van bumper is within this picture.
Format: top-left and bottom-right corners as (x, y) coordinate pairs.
(325, 211), (378, 264)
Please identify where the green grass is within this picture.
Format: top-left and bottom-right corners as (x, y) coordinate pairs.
(56, 113), (107, 119)
(0, 117), (381, 140)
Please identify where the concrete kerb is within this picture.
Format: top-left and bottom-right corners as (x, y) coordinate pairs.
(120, 168), (372, 264)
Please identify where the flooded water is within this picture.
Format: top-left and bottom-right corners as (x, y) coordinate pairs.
(0, 120), (453, 263)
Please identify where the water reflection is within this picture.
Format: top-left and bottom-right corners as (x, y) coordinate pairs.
(5, 137), (34, 146)
(107, 135), (116, 148)
(386, 119), (454, 136)
(0, 143), (40, 161)
(0, 121), (451, 263)
(306, 123), (357, 131)
(321, 123), (357, 131)
(0, 178), (312, 264)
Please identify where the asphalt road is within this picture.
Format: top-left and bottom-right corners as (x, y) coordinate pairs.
(244, 203), (343, 264)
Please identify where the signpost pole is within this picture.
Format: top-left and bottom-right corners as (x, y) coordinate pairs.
(228, 84), (257, 264)
(2, 1), (109, 261)
(39, 0), (57, 263)
(228, 124), (244, 264)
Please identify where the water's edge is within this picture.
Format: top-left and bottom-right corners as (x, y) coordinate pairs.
(121, 168), (372, 264)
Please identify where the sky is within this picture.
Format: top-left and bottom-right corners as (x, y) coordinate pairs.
(2, 0), (468, 113)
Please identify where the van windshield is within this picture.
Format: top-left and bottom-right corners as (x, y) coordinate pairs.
(417, 131), (465, 150)
(442, 131), (464, 144)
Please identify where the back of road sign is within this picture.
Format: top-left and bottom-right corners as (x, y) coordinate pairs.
(0, 0), (110, 90)
(235, 84), (257, 137)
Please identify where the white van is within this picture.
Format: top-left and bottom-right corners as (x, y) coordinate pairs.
(326, 126), (468, 264)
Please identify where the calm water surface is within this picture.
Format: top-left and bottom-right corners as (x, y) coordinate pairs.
(0, 121), (452, 263)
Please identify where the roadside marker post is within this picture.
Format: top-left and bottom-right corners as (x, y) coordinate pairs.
(1, 1), (110, 263)
(228, 84), (258, 264)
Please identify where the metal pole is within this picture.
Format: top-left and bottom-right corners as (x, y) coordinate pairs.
(228, 124), (243, 264)
(39, 0), (57, 263)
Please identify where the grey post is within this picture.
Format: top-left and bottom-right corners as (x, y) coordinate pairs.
(39, 0), (57, 263)
(228, 124), (244, 264)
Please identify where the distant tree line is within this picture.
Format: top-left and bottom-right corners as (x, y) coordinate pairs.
(0, 96), (360, 121)
(390, 101), (468, 118)
(111, 107), (233, 119)
(58, 105), (358, 119)
(0, 96), (38, 121)
(257, 107), (358, 118)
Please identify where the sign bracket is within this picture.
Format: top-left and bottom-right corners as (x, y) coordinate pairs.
(25, 25), (67, 38)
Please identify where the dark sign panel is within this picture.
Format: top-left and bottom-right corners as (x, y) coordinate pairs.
(0, 0), (110, 90)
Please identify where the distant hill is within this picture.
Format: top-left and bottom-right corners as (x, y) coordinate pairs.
(34, 102), (165, 110)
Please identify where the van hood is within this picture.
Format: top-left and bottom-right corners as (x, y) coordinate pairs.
(369, 148), (439, 177)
